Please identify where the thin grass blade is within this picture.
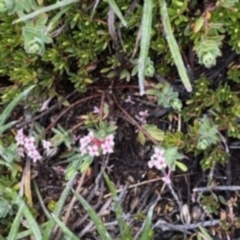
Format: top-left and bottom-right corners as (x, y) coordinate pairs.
(73, 190), (113, 240)
(13, 0), (78, 23)
(139, 204), (155, 240)
(0, 85), (35, 126)
(138, 0), (153, 95)
(42, 172), (77, 240)
(51, 214), (80, 240)
(33, 180), (51, 220)
(159, 0), (192, 92)
(102, 170), (132, 239)
(0, 121), (17, 135)
(7, 190), (42, 239)
(107, 0), (127, 27)
(7, 203), (24, 240)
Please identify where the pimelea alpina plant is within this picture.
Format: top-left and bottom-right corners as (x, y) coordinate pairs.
(15, 128), (52, 162)
(148, 146), (187, 184)
(148, 147), (171, 184)
(79, 131), (115, 156)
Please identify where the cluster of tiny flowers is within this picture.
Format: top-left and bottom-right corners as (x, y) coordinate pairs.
(148, 148), (167, 170)
(148, 148), (172, 184)
(79, 132), (115, 157)
(15, 129), (51, 162)
(138, 110), (149, 124)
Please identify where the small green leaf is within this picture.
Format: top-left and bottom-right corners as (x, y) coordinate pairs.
(144, 125), (164, 141)
(199, 226), (213, 240)
(138, 131), (146, 146)
(175, 161), (188, 172)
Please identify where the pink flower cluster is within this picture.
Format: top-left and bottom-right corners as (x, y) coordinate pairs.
(15, 129), (51, 162)
(138, 110), (149, 124)
(80, 132), (115, 157)
(148, 147), (171, 184)
(148, 148), (167, 170)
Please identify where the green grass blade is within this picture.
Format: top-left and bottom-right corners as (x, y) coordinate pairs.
(7, 203), (24, 240)
(107, 0), (127, 27)
(139, 205), (155, 240)
(0, 85), (35, 126)
(102, 170), (132, 240)
(0, 121), (17, 135)
(51, 214), (80, 240)
(42, 172), (78, 240)
(13, 0), (78, 24)
(138, 0), (153, 95)
(3, 188), (42, 239)
(159, 0), (192, 92)
(16, 222), (49, 239)
(33, 180), (52, 220)
(73, 190), (113, 240)
(9, 192), (42, 239)
(21, 202), (42, 239)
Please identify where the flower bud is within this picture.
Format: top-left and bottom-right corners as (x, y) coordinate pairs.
(201, 52), (216, 68)
(197, 138), (209, 150)
(24, 37), (45, 55)
(171, 99), (182, 111)
(145, 64), (155, 77)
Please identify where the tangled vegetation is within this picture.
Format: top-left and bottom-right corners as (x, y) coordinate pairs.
(1, 0), (240, 239)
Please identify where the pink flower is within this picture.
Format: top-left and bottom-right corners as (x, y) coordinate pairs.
(104, 134), (114, 147)
(154, 148), (164, 158)
(101, 142), (114, 154)
(125, 96), (135, 104)
(42, 140), (51, 151)
(138, 110), (149, 124)
(24, 136), (35, 150)
(88, 145), (99, 157)
(148, 159), (155, 168)
(93, 106), (100, 114)
(15, 128), (25, 145)
(155, 158), (167, 170)
(79, 132), (95, 155)
(27, 146), (42, 162)
(147, 148), (167, 170)
(80, 133), (93, 148)
(24, 136), (42, 162)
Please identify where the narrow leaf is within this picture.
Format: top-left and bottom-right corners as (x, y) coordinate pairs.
(107, 0), (127, 27)
(139, 204), (155, 240)
(43, 172), (77, 239)
(73, 190), (113, 240)
(102, 170), (132, 239)
(7, 203), (24, 240)
(159, 0), (192, 92)
(51, 214), (80, 240)
(0, 85), (35, 126)
(138, 0), (153, 95)
(175, 161), (188, 172)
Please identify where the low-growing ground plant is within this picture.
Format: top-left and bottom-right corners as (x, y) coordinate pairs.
(1, 0), (240, 239)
